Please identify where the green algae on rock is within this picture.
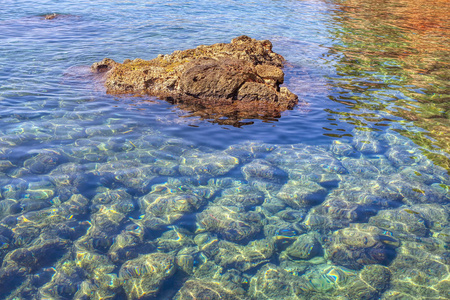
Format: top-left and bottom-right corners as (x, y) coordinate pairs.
(91, 36), (298, 121)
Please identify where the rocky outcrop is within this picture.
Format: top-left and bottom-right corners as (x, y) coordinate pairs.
(92, 36), (298, 122)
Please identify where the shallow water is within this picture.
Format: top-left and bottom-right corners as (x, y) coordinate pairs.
(0, 0), (449, 299)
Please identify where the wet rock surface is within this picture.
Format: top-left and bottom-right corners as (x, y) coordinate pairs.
(91, 36), (298, 123)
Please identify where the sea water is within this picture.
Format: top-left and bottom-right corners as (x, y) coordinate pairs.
(0, 0), (449, 299)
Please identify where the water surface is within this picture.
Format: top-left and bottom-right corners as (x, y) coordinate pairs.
(0, 0), (449, 299)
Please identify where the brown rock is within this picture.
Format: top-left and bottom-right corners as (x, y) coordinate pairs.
(92, 36), (298, 123)
(256, 64), (284, 87)
(43, 13), (79, 21)
(91, 58), (118, 74)
(237, 82), (278, 103)
(179, 58), (259, 99)
(44, 13), (57, 20)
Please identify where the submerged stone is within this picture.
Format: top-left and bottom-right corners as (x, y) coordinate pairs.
(215, 185), (264, 209)
(340, 157), (382, 179)
(139, 180), (216, 227)
(92, 188), (132, 205)
(310, 197), (366, 228)
(302, 213), (335, 231)
(387, 245), (450, 299)
(1, 178), (28, 200)
(119, 252), (176, 299)
(329, 140), (359, 157)
(277, 180), (328, 209)
(179, 150), (238, 178)
(352, 134), (386, 154)
(108, 225), (155, 264)
(366, 154), (397, 175)
(276, 208), (307, 223)
(194, 233), (220, 258)
(387, 174), (450, 205)
(248, 263), (360, 299)
(175, 268), (246, 300)
(157, 227), (195, 252)
(399, 165), (441, 185)
(0, 238), (70, 295)
(306, 176), (406, 230)
(38, 261), (82, 299)
(23, 150), (66, 174)
(197, 205), (263, 242)
(385, 146), (428, 167)
(0, 160), (14, 173)
(247, 263), (302, 299)
(214, 239), (274, 271)
(368, 207), (430, 237)
(224, 141), (276, 163)
(242, 159), (288, 194)
(71, 250), (119, 298)
(90, 159), (168, 194)
(344, 264), (391, 299)
(284, 233), (322, 260)
(325, 225), (398, 270)
(140, 191), (204, 225)
(267, 145), (347, 188)
(174, 279), (242, 300)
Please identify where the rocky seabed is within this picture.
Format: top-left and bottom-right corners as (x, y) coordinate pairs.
(0, 110), (449, 300)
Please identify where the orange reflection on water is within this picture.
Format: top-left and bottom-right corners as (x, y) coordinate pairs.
(328, 0), (450, 170)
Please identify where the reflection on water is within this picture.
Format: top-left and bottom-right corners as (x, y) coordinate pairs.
(327, 0), (450, 171)
(0, 0), (449, 299)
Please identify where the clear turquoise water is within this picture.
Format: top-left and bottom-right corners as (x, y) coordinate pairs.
(0, 0), (449, 299)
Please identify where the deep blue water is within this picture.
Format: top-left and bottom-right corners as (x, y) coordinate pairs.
(0, 0), (449, 299)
